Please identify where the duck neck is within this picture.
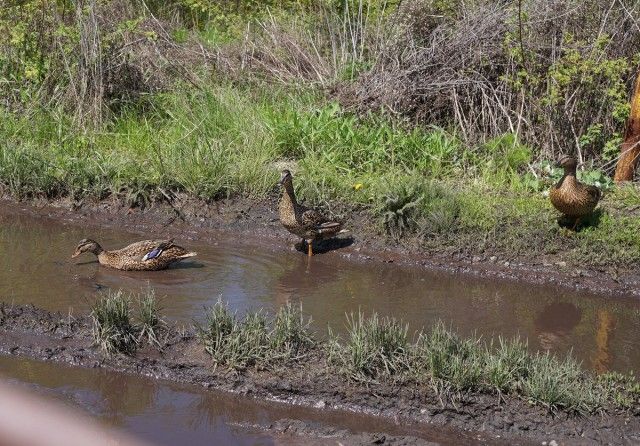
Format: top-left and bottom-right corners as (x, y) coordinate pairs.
(558, 166), (577, 188)
(281, 181), (298, 207)
(93, 244), (107, 263)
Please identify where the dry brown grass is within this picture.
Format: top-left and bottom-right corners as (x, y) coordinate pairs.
(342, 0), (640, 163)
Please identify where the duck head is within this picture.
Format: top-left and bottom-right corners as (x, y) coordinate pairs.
(556, 155), (578, 173)
(72, 239), (102, 258)
(279, 169), (293, 187)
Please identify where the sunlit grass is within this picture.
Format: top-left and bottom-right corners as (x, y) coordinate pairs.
(90, 290), (164, 354)
(86, 292), (640, 414)
(1, 84), (640, 266)
(91, 291), (139, 355)
(196, 298), (314, 369)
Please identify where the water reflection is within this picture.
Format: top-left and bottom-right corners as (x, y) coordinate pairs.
(534, 302), (582, 350)
(592, 310), (615, 373)
(0, 356), (274, 446)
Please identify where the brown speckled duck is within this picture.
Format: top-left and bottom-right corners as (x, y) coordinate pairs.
(549, 155), (601, 230)
(72, 238), (197, 271)
(278, 170), (347, 256)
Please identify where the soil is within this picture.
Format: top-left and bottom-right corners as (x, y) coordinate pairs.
(240, 419), (443, 445)
(2, 192), (639, 299)
(0, 303), (638, 446)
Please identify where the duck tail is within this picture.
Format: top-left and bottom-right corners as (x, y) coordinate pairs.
(317, 222), (348, 236)
(179, 251), (197, 259)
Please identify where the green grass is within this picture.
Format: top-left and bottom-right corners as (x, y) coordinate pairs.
(137, 290), (165, 348)
(1, 83), (640, 267)
(190, 299), (640, 414)
(328, 311), (409, 381)
(196, 298), (314, 370)
(85, 292), (640, 413)
(91, 291), (139, 355)
(90, 290), (165, 354)
(328, 316), (636, 413)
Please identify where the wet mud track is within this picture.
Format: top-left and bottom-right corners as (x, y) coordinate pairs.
(1, 303), (638, 446)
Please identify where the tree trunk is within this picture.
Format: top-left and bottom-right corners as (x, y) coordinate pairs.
(614, 70), (640, 182)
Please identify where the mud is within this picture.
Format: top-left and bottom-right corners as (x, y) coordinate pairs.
(2, 193), (639, 300)
(238, 419), (442, 445)
(1, 303), (638, 446)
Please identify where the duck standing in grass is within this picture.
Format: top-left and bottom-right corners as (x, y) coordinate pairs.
(71, 238), (197, 271)
(278, 169), (347, 256)
(549, 155), (601, 231)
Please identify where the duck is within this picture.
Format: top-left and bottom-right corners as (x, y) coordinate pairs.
(549, 155), (601, 230)
(278, 169), (347, 256)
(71, 238), (197, 271)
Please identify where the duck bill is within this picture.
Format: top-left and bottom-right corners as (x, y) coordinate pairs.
(71, 250), (81, 259)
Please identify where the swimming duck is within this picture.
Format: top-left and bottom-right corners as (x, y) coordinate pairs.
(71, 238), (197, 271)
(278, 170), (347, 256)
(549, 155), (601, 230)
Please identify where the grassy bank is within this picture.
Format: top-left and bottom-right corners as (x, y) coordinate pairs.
(2, 83), (640, 267)
(91, 291), (640, 414)
(1, 0), (640, 268)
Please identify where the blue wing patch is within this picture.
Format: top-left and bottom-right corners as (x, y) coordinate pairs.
(142, 247), (163, 261)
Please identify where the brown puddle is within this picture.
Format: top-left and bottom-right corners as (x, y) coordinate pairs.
(1, 204), (639, 374)
(0, 355), (495, 446)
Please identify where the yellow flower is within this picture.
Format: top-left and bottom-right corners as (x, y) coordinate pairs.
(352, 183), (363, 191)
(24, 66), (39, 80)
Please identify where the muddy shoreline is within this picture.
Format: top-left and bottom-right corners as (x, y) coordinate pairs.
(2, 193), (639, 299)
(0, 303), (638, 445)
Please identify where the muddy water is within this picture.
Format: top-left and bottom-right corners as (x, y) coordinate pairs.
(0, 355), (488, 446)
(1, 205), (639, 373)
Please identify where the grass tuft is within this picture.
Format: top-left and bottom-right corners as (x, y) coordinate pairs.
(197, 299), (315, 370)
(326, 313), (620, 413)
(91, 290), (165, 354)
(91, 291), (138, 355)
(412, 322), (484, 391)
(136, 290), (165, 348)
(270, 302), (314, 360)
(483, 336), (529, 393)
(197, 299), (313, 369)
(329, 311), (409, 381)
(522, 351), (601, 412)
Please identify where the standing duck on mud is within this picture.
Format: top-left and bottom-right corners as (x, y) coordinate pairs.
(71, 238), (197, 271)
(549, 155), (601, 231)
(278, 169), (347, 256)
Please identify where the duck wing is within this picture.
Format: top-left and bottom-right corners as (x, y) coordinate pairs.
(115, 239), (175, 259)
(301, 208), (328, 228)
(141, 239), (177, 261)
(301, 208), (342, 233)
(586, 185), (602, 202)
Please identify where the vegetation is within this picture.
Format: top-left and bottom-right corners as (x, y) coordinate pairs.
(196, 298), (314, 369)
(191, 300), (639, 414)
(1, 0), (640, 266)
(90, 290), (165, 354)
